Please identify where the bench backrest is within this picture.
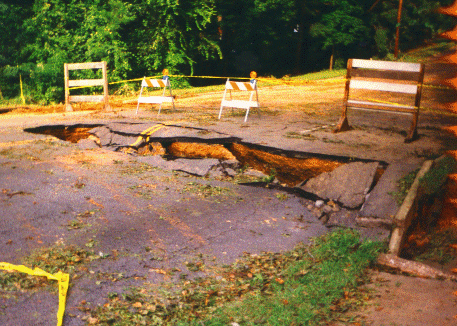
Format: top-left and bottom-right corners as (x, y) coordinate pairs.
(344, 59), (425, 112)
(64, 61), (110, 112)
(336, 58), (425, 142)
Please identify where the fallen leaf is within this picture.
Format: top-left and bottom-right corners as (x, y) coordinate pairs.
(275, 278), (285, 284)
(87, 198), (104, 208)
(150, 269), (167, 275)
(451, 268), (457, 274)
(132, 302), (142, 308)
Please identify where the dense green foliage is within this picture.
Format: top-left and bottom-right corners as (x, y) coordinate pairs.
(0, 0), (454, 103)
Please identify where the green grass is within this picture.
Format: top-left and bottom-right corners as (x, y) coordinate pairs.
(399, 39), (457, 63)
(91, 229), (383, 325)
(181, 182), (234, 199)
(420, 155), (456, 195)
(389, 155), (456, 210)
(390, 168), (420, 206)
(287, 69), (346, 81)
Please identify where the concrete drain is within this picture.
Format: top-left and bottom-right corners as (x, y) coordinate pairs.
(25, 123), (387, 208)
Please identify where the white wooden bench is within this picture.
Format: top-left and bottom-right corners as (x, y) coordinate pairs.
(136, 77), (175, 115)
(334, 59), (425, 142)
(219, 79), (259, 122)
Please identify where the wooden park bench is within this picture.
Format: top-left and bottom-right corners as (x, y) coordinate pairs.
(64, 61), (110, 112)
(334, 59), (425, 142)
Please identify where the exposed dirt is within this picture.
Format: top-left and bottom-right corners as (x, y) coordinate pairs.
(360, 271), (457, 326)
(1, 52), (457, 326)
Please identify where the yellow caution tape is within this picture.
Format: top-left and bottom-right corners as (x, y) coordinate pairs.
(423, 83), (455, 90)
(0, 262), (69, 326)
(65, 72), (457, 92)
(168, 74), (249, 80)
(109, 76), (160, 85)
(357, 97), (418, 109)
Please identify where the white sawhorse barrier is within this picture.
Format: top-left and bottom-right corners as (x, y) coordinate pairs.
(136, 77), (175, 115)
(218, 79), (259, 122)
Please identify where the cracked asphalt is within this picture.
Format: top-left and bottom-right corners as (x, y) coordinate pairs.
(1, 77), (457, 325)
(0, 113), (334, 325)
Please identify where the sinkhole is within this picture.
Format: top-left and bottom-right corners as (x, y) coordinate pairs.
(27, 124), (102, 144)
(23, 124), (457, 267)
(25, 123), (386, 194)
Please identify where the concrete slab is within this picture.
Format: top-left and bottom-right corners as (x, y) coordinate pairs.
(297, 161), (379, 208)
(359, 162), (421, 220)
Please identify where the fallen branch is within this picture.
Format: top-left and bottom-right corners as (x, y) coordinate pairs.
(377, 253), (457, 280)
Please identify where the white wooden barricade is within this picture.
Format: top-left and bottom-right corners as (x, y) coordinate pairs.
(64, 61), (110, 112)
(219, 79), (259, 122)
(334, 58), (424, 142)
(136, 77), (175, 115)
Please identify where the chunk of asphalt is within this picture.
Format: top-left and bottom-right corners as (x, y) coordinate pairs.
(90, 125), (112, 147)
(174, 158), (220, 176)
(359, 162), (421, 220)
(77, 138), (99, 150)
(296, 161), (379, 208)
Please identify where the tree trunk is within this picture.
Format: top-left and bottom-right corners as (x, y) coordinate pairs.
(294, 3), (307, 74)
(329, 47), (334, 70)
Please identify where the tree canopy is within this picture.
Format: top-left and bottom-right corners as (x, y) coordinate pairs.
(0, 0), (454, 103)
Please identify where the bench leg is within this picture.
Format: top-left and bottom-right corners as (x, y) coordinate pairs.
(334, 115), (352, 133)
(404, 112), (419, 143)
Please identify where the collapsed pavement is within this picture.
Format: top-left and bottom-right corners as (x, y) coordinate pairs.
(25, 121), (419, 235)
(1, 109), (455, 326)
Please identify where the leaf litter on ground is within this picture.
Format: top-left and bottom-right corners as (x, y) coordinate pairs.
(90, 228), (384, 325)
